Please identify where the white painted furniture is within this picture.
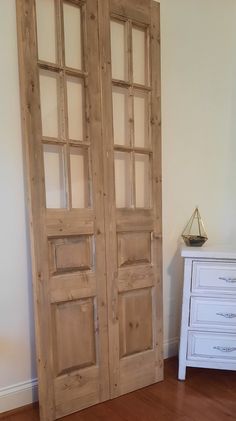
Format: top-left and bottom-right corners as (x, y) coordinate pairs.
(178, 246), (236, 380)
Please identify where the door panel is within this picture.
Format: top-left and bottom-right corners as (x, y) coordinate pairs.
(53, 298), (96, 375)
(98, 0), (163, 397)
(119, 288), (153, 357)
(17, 0), (109, 419)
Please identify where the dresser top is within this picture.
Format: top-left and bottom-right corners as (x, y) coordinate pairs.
(181, 245), (236, 259)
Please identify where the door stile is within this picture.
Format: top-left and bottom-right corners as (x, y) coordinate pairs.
(150, 1), (163, 381)
(16, 1), (55, 419)
(85, 0), (110, 403)
(98, 0), (120, 398)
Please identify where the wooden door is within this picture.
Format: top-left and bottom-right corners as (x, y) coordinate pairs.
(17, 1), (110, 419)
(17, 0), (162, 419)
(98, 0), (163, 397)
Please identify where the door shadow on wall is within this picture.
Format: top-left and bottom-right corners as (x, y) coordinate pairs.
(166, 241), (184, 357)
(22, 153), (38, 402)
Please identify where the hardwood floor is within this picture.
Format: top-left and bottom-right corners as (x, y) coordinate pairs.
(1, 358), (236, 421)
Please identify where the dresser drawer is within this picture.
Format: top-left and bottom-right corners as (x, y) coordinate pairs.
(192, 261), (236, 294)
(187, 331), (236, 361)
(190, 297), (236, 330)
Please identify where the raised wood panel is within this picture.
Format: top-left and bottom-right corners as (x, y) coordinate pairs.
(119, 288), (153, 357)
(49, 235), (93, 275)
(53, 298), (96, 376)
(118, 232), (151, 267)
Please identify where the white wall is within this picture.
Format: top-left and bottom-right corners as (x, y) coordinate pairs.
(160, 0), (236, 349)
(0, 1), (37, 413)
(1, 0), (236, 412)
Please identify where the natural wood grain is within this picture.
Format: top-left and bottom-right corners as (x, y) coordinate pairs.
(118, 232), (151, 267)
(52, 298), (96, 375)
(3, 358), (236, 421)
(110, 0), (151, 24)
(49, 272), (96, 304)
(49, 236), (92, 274)
(119, 289), (153, 357)
(17, 0), (162, 418)
(99, 0), (163, 398)
(98, 0), (120, 399)
(150, 1), (163, 383)
(16, 1), (55, 419)
(17, 1), (110, 419)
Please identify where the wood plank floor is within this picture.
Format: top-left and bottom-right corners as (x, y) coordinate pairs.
(1, 358), (236, 421)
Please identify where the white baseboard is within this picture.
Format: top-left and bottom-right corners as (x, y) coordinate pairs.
(0, 378), (38, 414)
(0, 338), (179, 414)
(164, 337), (179, 359)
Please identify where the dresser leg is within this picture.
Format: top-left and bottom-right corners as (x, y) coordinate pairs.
(178, 363), (186, 380)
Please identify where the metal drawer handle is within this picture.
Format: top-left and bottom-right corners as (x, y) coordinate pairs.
(219, 277), (236, 283)
(216, 312), (236, 319)
(213, 346), (236, 353)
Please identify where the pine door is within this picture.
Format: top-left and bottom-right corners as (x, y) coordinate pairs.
(17, 1), (109, 419)
(16, 0), (162, 420)
(99, 0), (163, 397)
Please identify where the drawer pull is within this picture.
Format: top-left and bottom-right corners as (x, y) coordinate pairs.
(219, 277), (236, 283)
(216, 312), (236, 319)
(213, 346), (236, 353)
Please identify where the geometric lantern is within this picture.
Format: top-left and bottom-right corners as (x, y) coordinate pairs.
(182, 207), (208, 247)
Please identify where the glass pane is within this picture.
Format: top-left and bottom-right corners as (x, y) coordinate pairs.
(43, 144), (66, 208)
(111, 20), (127, 81)
(112, 87), (129, 146)
(63, 3), (82, 70)
(114, 152), (131, 208)
(39, 70), (59, 138)
(66, 77), (84, 141)
(134, 91), (149, 148)
(135, 154), (150, 208)
(70, 148), (89, 208)
(132, 26), (146, 85)
(36, 0), (57, 63)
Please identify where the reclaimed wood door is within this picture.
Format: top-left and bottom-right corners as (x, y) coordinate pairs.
(17, 0), (162, 419)
(99, 0), (163, 397)
(17, 1), (110, 419)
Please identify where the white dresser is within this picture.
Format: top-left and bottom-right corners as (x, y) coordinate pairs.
(178, 246), (236, 380)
